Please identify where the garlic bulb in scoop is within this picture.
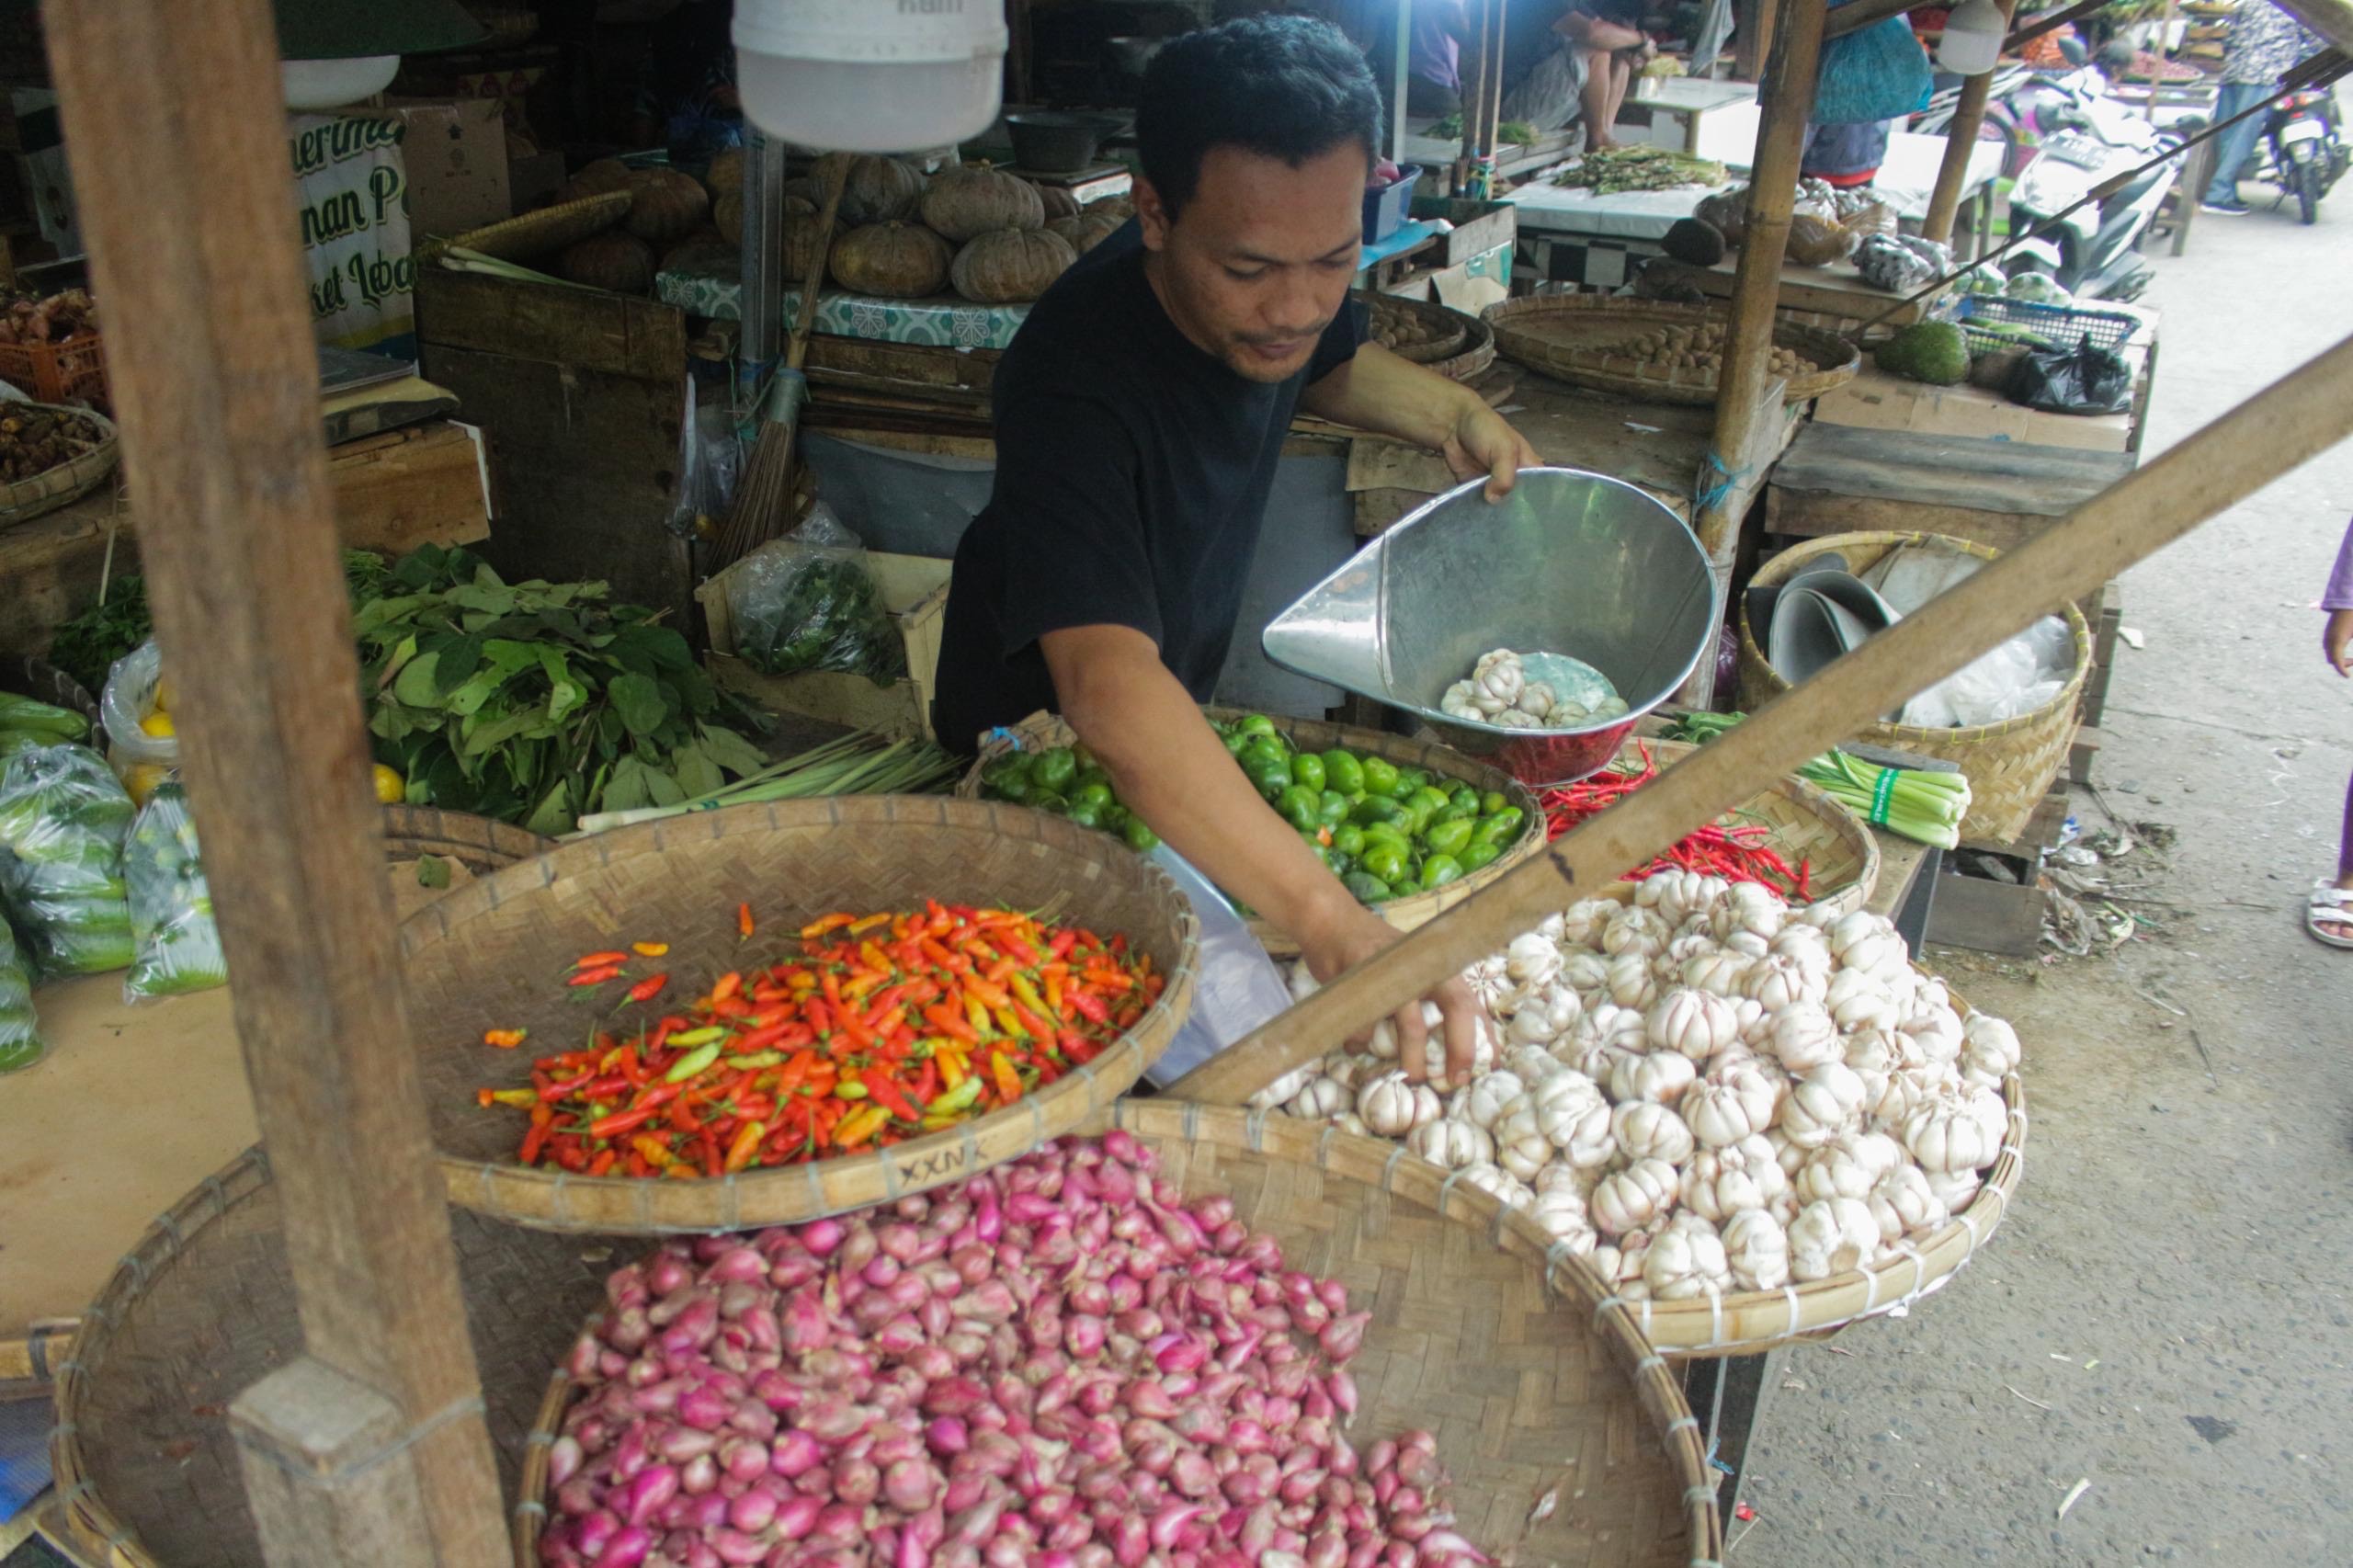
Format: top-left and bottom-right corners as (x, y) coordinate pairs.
(1680, 1133), (1790, 1221)
(1711, 881), (1786, 943)
(1639, 869), (1729, 929)
(1408, 1117), (1494, 1171)
(1492, 1095), (1558, 1181)
(1824, 968), (1901, 1035)
(1506, 981), (1581, 1046)
(1643, 1213), (1732, 1301)
(1742, 952), (1824, 1013)
(1768, 920), (1835, 977)
(1459, 1161), (1533, 1210)
(1504, 932), (1562, 988)
(1791, 1131), (1904, 1204)
(1600, 905), (1673, 960)
(1926, 1166), (1984, 1213)
(1604, 951), (1660, 1009)
(1722, 1208), (1791, 1290)
(1647, 987), (1742, 1062)
(1788, 1197), (1881, 1280)
(1610, 1099), (1697, 1165)
(1252, 1059), (1320, 1109)
(1591, 1157), (1681, 1235)
(1332, 1112), (1370, 1137)
(1609, 1050), (1697, 1108)
(1679, 949), (1753, 1000)
(1779, 1062), (1868, 1149)
(1286, 1075), (1353, 1120)
(1529, 1181), (1596, 1247)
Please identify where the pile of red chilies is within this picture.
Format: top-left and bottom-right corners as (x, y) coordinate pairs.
(1538, 744), (1812, 899)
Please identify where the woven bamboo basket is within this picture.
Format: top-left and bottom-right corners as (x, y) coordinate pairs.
(381, 804), (553, 869)
(957, 709), (1545, 959)
(1608, 736), (1880, 917)
(1485, 295), (1859, 406)
(407, 797), (1199, 1234)
(514, 1102), (1721, 1568)
(48, 1147), (638, 1568)
(0, 404), (118, 530)
(422, 190), (633, 262)
(1423, 308), (1497, 382)
(1364, 290), (1472, 364)
(1734, 531), (2092, 844)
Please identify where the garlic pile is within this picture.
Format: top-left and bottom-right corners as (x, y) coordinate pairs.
(1256, 876), (2018, 1304)
(1439, 649), (1631, 730)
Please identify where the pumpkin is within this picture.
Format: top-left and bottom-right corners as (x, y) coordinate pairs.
(951, 227), (1077, 303)
(813, 153), (926, 224)
(1047, 211), (1123, 256)
(624, 168), (710, 244)
(704, 147), (745, 200)
(560, 230), (655, 295)
(1035, 183), (1080, 221)
(783, 176), (822, 208)
(557, 157), (635, 206)
(830, 221), (952, 299)
(920, 162), (1045, 242)
(660, 229), (736, 276)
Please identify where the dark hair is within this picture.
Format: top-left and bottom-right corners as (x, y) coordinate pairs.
(1136, 16), (1382, 218)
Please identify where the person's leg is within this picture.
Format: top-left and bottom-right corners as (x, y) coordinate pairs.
(1603, 51), (1634, 136)
(2312, 769), (2353, 942)
(2201, 80), (2271, 206)
(1578, 46), (1619, 148)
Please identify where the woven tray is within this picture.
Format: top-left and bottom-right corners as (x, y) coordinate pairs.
(1423, 308), (1497, 382)
(423, 190), (632, 261)
(1608, 736), (1880, 918)
(957, 709), (1545, 959)
(49, 1147), (639, 1568)
(1735, 531), (2091, 844)
(407, 797), (1199, 1233)
(0, 404), (118, 530)
(381, 804), (553, 870)
(514, 1102), (1721, 1568)
(1486, 294), (1859, 406)
(1365, 290), (1473, 364)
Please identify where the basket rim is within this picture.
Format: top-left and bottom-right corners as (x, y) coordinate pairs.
(0, 403), (119, 523)
(1631, 734), (1881, 918)
(1484, 293), (1861, 404)
(513, 1104), (1724, 1568)
(1736, 529), (2095, 744)
(408, 795), (1204, 1234)
(954, 708), (1549, 958)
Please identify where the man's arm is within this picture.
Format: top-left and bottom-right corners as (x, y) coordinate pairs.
(1558, 7), (1648, 50)
(1298, 341), (1542, 499)
(1042, 622), (1483, 1083)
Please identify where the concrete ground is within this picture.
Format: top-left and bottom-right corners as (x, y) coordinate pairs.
(1738, 195), (2353, 1558)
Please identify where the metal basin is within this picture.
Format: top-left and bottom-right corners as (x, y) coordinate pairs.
(1261, 468), (1718, 787)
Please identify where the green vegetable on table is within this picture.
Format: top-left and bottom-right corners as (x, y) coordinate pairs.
(44, 551), (390, 696)
(0, 913), (40, 1072)
(354, 544), (768, 836)
(733, 554), (906, 684)
(0, 743), (136, 977)
(1874, 322), (1972, 386)
(122, 777), (228, 1000)
(1665, 710), (1973, 849)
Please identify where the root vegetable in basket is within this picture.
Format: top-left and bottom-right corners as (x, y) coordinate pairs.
(540, 1132), (1496, 1568)
(0, 287), (97, 346)
(0, 406), (107, 483)
(1598, 319), (1814, 379)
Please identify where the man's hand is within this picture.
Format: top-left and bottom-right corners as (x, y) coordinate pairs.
(2324, 608), (2353, 676)
(1439, 399), (1544, 501)
(1296, 897), (1487, 1086)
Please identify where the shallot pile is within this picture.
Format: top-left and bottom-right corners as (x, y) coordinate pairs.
(1257, 878), (2019, 1302)
(541, 1132), (1489, 1568)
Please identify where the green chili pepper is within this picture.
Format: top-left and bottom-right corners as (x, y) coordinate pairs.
(926, 1076), (985, 1117)
(665, 1040), (723, 1083)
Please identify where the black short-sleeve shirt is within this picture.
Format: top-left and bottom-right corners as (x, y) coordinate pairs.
(931, 222), (1363, 754)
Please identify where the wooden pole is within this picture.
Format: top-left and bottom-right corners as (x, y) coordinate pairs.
(1392, 0), (1415, 164)
(1923, 0), (2021, 244)
(1168, 327), (2353, 1106)
(1461, 0), (1494, 181)
(1685, 0), (1828, 703)
(1483, 0), (1506, 161)
(1735, 0), (1780, 81)
(40, 5), (507, 1564)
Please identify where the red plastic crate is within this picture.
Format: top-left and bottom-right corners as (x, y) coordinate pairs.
(0, 329), (108, 409)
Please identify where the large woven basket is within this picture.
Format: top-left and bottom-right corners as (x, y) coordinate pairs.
(515, 1103), (1722, 1568)
(407, 796), (1199, 1234)
(957, 709), (1546, 959)
(1735, 531), (2091, 844)
(0, 403), (118, 529)
(1486, 294), (1859, 406)
(1610, 736), (1880, 918)
(48, 1147), (635, 1568)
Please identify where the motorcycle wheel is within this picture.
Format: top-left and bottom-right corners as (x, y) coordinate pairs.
(2296, 155), (2322, 224)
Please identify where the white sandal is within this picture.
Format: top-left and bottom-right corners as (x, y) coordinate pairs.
(2307, 882), (2353, 949)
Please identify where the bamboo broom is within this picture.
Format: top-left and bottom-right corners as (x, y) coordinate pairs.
(717, 157), (846, 568)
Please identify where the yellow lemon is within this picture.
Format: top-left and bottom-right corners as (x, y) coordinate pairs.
(372, 763), (406, 804)
(139, 711), (176, 739)
(153, 674), (177, 712)
(123, 763), (170, 807)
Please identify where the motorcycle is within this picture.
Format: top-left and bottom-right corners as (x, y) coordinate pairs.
(2000, 51), (2186, 301)
(2256, 83), (2347, 224)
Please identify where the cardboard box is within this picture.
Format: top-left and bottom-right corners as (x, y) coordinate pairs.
(698, 551), (951, 741)
(1813, 365), (2132, 453)
(385, 98), (512, 239)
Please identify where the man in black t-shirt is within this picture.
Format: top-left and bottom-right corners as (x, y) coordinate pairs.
(935, 16), (1538, 1085)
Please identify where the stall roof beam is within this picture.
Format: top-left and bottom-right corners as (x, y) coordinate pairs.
(39, 1), (506, 1562)
(1168, 326), (2353, 1104)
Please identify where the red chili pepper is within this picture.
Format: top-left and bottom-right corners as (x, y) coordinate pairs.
(589, 1104), (659, 1140)
(627, 972), (669, 1005)
(569, 966), (623, 988)
(862, 1068), (923, 1122)
(574, 950), (630, 970)
(739, 902), (756, 940)
(1068, 989), (1110, 1026)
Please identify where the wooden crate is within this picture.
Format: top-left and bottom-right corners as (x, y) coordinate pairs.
(1926, 778), (2072, 956)
(696, 551), (950, 740)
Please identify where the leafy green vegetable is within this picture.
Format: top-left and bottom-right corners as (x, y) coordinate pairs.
(46, 551), (392, 694)
(123, 778), (228, 999)
(734, 556), (906, 683)
(355, 544), (765, 835)
(0, 744), (136, 976)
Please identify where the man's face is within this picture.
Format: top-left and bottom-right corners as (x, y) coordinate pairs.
(1136, 141), (1368, 384)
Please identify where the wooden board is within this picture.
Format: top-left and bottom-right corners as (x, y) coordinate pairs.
(1771, 420), (2137, 516)
(413, 267), (687, 384)
(1923, 867), (2045, 955)
(1644, 254), (1950, 330)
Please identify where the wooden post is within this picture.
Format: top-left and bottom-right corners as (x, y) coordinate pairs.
(1482, 0), (1506, 163)
(1734, 0), (1779, 81)
(1168, 327), (2353, 1107)
(1461, 0), (1494, 179)
(1685, 0), (1829, 704)
(1392, 0), (1415, 165)
(40, 4), (507, 1564)
(1922, 0), (2020, 244)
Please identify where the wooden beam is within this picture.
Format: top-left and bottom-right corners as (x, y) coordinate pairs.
(1923, 0), (2021, 244)
(1687, 0), (1828, 701)
(39, 4), (507, 1565)
(2006, 0), (2106, 50)
(1166, 327), (2353, 1106)
(1824, 0), (1921, 40)
(1735, 0), (1780, 82)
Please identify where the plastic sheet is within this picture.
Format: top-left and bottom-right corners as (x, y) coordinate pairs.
(723, 506), (908, 683)
(1139, 846), (1291, 1090)
(1900, 615), (2072, 728)
(123, 778), (227, 1002)
(0, 914), (40, 1073)
(0, 744), (135, 976)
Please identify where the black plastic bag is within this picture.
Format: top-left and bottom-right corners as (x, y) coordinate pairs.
(2006, 336), (2132, 415)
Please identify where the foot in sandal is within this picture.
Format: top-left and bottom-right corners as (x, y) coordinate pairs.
(2307, 881), (2353, 948)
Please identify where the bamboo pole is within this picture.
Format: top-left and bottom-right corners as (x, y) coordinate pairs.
(1168, 327), (2353, 1106)
(1684, 0), (1829, 703)
(1461, 0), (1495, 182)
(1923, 0), (2022, 244)
(40, 3), (506, 1563)
(1483, 0), (1506, 161)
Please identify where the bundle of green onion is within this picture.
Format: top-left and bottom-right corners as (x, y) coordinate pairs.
(1666, 711), (1972, 849)
(570, 731), (959, 835)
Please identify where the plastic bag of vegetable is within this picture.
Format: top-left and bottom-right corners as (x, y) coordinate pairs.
(723, 506), (908, 684)
(0, 691), (89, 758)
(0, 915), (40, 1072)
(99, 638), (179, 801)
(0, 744), (136, 975)
(123, 777), (227, 1001)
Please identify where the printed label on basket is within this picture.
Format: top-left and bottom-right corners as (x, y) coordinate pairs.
(1868, 765), (1899, 825)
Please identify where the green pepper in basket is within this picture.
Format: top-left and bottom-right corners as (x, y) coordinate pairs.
(1424, 816), (1474, 858)
(1290, 753), (1326, 794)
(1342, 870), (1392, 903)
(1121, 816), (1159, 852)
(1458, 839), (1501, 874)
(1321, 749), (1365, 797)
(1331, 824), (1366, 859)
(1351, 794), (1408, 829)
(1275, 784), (1321, 833)
(1358, 756), (1400, 797)
(1474, 806), (1526, 846)
(1030, 746), (1078, 794)
(1235, 713), (1279, 742)
(1420, 854), (1464, 890)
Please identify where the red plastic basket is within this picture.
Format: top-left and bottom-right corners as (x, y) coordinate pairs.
(0, 329), (108, 409)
